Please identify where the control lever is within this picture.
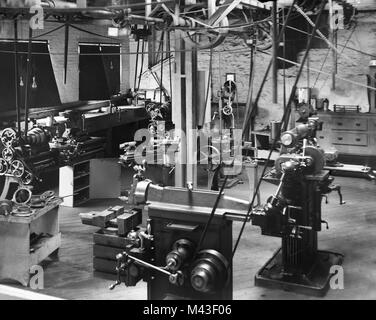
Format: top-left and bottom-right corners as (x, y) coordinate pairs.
(110, 252), (184, 290)
(290, 225), (312, 239)
(109, 254), (130, 290)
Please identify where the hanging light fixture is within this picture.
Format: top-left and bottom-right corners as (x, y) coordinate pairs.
(31, 76), (37, 89)
(19, 76), (24, 87)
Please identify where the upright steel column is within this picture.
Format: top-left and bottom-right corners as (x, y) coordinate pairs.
(272, 0), (279, 103)
(24, 27), (33, 139)
(171, 1), (199, 188)
(14, 18), (21, 136)
(329, 0), (337, 90)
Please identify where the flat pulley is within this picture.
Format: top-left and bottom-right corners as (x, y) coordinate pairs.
(13, 187), (32, 205)
(304, 146), (325, 174)
(190, 250), (229, 294)
(183, 5), (229, 50)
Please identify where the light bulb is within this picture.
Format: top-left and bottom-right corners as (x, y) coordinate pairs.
(32, 76), (37, 89)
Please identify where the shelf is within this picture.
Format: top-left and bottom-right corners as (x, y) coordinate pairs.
(74, 185), (90, 193)
(74, 172), (90, 180)
(60, 160), (91, 208)
(30, 233), (61, 267)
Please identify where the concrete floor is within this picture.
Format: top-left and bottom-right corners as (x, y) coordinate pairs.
(1, 169), (376, 300)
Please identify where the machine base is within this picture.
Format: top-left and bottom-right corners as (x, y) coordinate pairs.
(255, 248), (344, 297)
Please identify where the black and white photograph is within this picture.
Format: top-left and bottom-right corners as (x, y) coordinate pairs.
(0, 0), (375, 308)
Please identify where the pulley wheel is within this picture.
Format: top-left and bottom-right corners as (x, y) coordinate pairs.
(190, 250), (229, 294)
(1, 128), (17, 148)
(13, 188), (32, 205)
(0, 159), (8, 176)
(10, 160), (25, 178)
(2, 148), (14, 162)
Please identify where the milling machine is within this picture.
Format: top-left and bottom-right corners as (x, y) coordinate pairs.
(109, 118), (345, 299)
(251, 117), (345, 296)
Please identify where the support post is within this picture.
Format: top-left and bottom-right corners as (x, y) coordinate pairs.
(329, 0), (337, 90)
(14, 18), (21, 136)
(272, 0), (279, 103)
(24, 27), (33, 139)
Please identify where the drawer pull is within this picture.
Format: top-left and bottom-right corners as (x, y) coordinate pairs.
(355, 123), (361, 127)
(356, 138), (361, 142)
(319, 136), (324, 139)
(337, 122), (343, 126)
(337, 137), (343, 141)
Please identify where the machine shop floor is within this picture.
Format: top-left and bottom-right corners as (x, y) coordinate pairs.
(3, 172), (376, 300)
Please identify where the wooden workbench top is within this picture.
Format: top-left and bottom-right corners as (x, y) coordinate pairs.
(0, 198), (62, 224)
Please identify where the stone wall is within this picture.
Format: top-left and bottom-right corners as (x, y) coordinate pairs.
(197, 12), (376, 129)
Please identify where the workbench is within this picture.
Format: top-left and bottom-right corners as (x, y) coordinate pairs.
(0, 199), (62, 286)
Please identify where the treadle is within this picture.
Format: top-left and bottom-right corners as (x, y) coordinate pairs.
(255, 248), (344, 297)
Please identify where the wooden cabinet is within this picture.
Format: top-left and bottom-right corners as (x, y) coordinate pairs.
(59, 160), (90, 207)
(317, 112), (376, 157)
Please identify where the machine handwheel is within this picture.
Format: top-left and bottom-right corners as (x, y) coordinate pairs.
(10, 160), (25, 178)
(21, 171), (34, 185)
(223, 105), (233, 116)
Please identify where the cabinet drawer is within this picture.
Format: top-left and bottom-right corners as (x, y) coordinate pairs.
(370, 119), (376, 132)
(332, 132), (368, 146)
(331, 117), (367, 131)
